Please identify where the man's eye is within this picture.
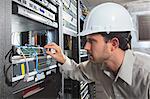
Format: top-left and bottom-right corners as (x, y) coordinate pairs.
(88, 40), (94, 45)
(87, 40), (92, 43)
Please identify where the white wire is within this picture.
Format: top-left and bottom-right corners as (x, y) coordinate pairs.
(11, 32), (21, 46)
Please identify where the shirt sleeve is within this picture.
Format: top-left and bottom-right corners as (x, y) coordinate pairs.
(58, 56), (93, 83)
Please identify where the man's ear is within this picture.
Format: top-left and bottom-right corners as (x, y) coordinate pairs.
(110, 37), (119, 50)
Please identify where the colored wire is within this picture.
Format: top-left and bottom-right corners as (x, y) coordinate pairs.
(19, 47), (30, 81)
(31, 47), (40, 74)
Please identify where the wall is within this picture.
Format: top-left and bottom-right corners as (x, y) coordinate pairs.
(125, 1), (150, 51)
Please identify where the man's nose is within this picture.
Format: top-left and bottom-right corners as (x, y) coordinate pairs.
(84, 42), (91, 51)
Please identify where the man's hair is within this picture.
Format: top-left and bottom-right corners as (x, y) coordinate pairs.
(100, 32), (132, 51)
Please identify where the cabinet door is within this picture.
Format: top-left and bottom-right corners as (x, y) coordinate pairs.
(0, 0), (14, 99)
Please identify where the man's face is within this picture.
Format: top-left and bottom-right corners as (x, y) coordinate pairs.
(84, 34), (112, 63)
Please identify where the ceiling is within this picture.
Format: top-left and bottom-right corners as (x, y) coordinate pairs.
(81, 0), (146, 10)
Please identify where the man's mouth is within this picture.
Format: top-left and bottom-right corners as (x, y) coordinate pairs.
(88, 53), (93, 60)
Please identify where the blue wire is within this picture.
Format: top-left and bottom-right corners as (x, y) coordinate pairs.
(17, 45), (41, 74)
(31, 47), (40, 74)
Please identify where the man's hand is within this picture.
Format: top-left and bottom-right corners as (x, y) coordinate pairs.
(44, 43), (66, 64)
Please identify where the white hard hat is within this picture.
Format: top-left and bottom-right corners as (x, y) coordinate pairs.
(79, 2), (134, 36)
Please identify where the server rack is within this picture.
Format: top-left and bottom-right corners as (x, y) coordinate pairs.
(61, 0), (80, 99)
(4, 0), (63, 98)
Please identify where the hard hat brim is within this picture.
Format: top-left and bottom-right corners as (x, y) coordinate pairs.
(78, 28), (135, 36)
(78, 30), (97, 36)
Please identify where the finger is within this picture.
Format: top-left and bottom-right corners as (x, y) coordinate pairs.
(44, 43), (61, 53)
(46, 50), (55, 58)
(45, 42), (58, 47)
(44, 43), (59, 49)
(44, 43), (54, 48)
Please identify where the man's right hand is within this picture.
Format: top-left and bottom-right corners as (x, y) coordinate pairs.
(44, 43), (66, 64)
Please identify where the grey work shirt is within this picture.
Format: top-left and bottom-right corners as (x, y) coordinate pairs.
(59, 50), (150, 99)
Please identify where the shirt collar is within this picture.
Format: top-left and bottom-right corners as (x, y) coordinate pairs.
(114, 50), (135, 85)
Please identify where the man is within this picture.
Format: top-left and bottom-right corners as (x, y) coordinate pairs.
(44, 2), (150, 99)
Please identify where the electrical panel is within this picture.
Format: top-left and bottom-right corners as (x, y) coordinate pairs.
(62, 0), (78, 59)
(61, 0), (80, 99)
(12, 0), (58, 27)
(8, 0), (61, 98)
(62, 0), (77, 36)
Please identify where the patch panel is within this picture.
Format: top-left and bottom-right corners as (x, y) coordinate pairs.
(13, 0), (56, 21)
(62, 10), (77, 26)
(69, 3), (77, 15)
(62, 0), (77, 15)
(53, 22), (58, 28)
(50, 0), (59, 6)
(15, 46), (45, 57)
(47, 3), (57, 13)
(71, 0), (77, 7)
(62, 26), (77, 35)
(63, 5), (77, 19)
(13, 4), (58, 28)
(63, 19), (77, 32)
(35, 0), (49, 7)
(12, 54), (57, 82)
(62, 0), (70, 8)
